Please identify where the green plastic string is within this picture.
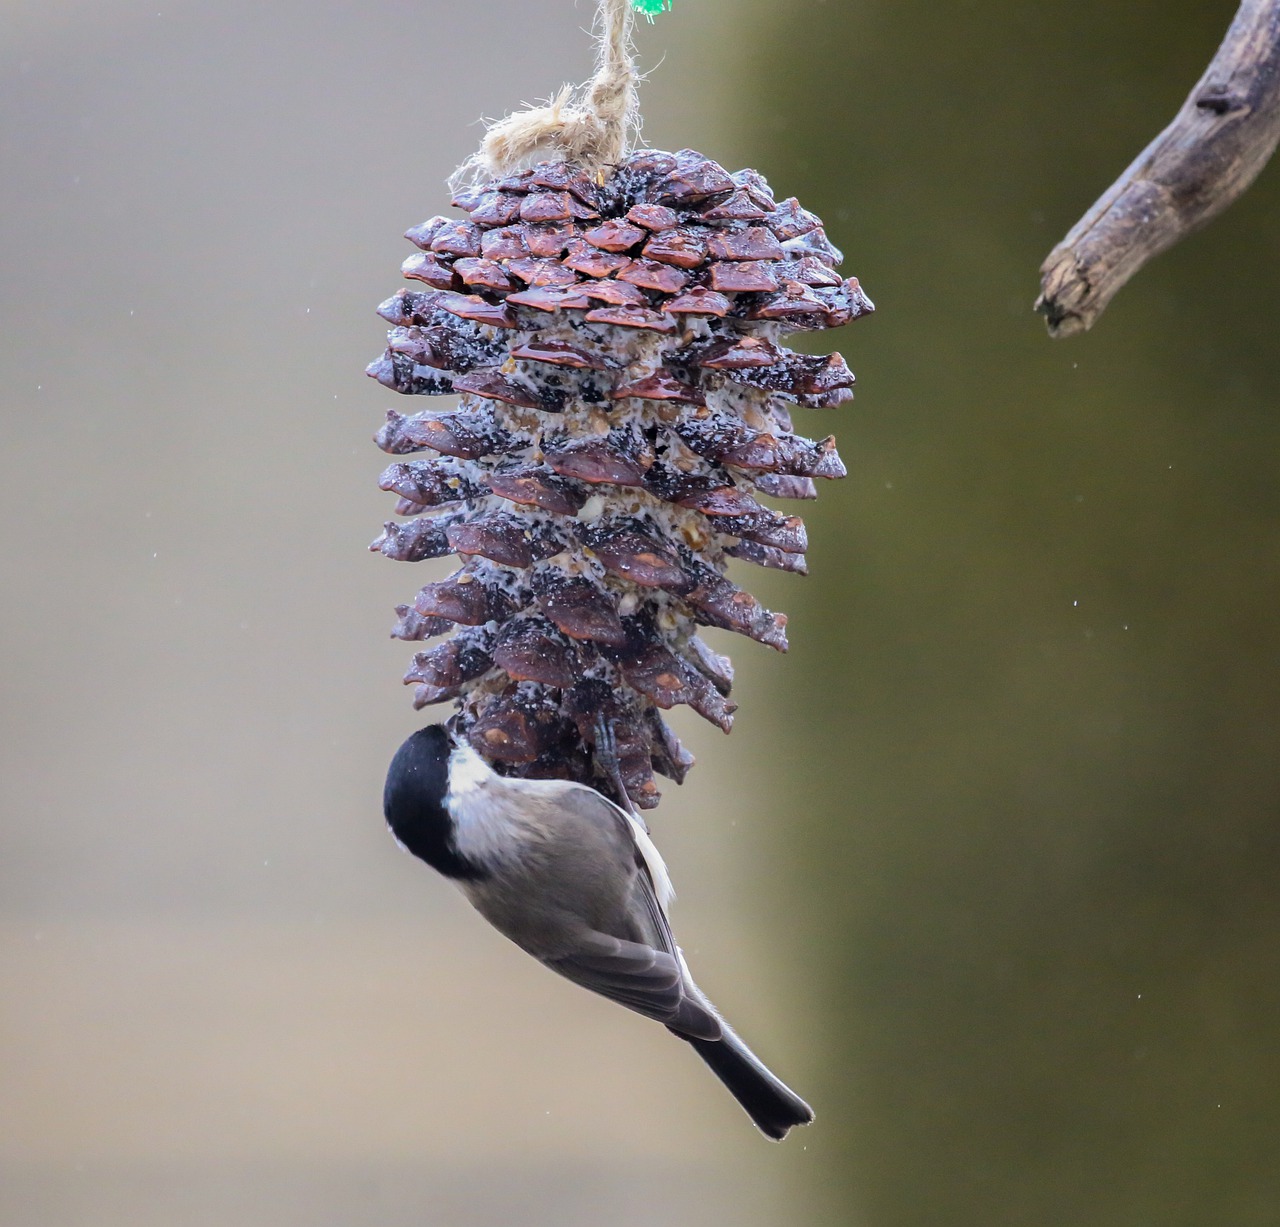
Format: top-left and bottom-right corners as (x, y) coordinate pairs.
(629, 0), (672, 20)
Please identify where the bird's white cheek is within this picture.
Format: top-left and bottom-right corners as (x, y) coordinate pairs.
(448, 793), (528, 867)
(448, 743), (495, 800)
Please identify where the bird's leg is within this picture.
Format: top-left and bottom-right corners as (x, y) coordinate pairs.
(593, 711), (646, 827)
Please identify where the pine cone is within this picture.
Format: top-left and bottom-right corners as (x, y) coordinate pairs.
(368, 148), (872, 810)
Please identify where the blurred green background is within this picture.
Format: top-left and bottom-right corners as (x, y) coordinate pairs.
(3, 0), (1279, 1224)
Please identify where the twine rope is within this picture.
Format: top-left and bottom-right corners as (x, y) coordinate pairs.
(451, 0), (641, 187)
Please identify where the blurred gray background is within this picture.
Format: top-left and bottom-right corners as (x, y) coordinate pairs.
(3, 0), (1279, 1224)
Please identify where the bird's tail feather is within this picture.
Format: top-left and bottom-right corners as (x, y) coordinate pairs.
(678, 1023), (813, 1141)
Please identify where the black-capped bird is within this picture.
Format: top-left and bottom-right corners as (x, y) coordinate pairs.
(383, 724), (813, 1141)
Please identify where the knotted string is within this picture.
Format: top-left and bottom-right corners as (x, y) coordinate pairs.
(450, 0), (642, 187)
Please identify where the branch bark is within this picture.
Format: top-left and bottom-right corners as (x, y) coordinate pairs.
(1036, 0), (1280, 338)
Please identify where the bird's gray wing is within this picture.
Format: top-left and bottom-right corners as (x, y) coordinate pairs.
(544, 930), (722, 1040)
(518, 781), (720, 1040)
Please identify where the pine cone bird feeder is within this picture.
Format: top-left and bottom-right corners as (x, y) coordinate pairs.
(368, 147), (873, 810)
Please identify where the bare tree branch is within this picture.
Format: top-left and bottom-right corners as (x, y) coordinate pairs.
(1036, 0), (1280, 338)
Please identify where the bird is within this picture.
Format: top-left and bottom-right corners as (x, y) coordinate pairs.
(383, 723), (814, 1141)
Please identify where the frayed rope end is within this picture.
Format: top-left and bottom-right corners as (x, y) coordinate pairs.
(450, 0), (649, 188)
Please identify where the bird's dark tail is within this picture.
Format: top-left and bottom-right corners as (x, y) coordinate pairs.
(677, 1022), (814, 1141)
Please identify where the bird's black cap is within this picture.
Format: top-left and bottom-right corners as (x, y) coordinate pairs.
(383, 725), (486, 879)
